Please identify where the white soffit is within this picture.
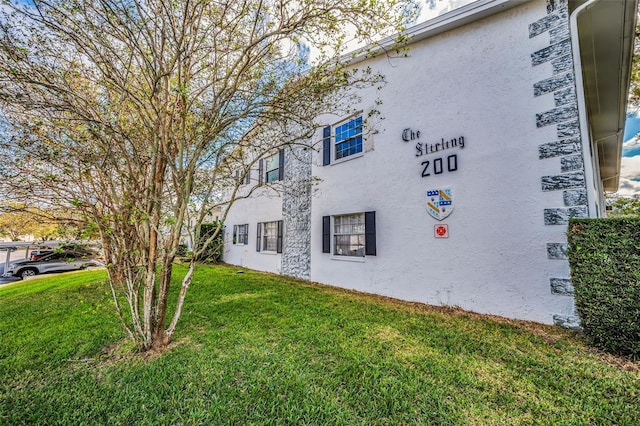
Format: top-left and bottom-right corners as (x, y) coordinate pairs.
(574, 0), (638, 191)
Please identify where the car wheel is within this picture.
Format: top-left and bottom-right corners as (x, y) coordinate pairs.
(19, 268), (38, 279)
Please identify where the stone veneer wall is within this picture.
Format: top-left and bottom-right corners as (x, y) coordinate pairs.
(530, 0), (584, 330)
(281, 147), (312, 279)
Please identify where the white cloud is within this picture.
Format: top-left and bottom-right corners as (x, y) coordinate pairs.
(616, 116), (640, 195)
(623, 133), (640, 157)
(614, 155), (640, 197)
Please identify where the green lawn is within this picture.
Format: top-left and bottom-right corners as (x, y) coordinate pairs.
(1, 265), (638, 425)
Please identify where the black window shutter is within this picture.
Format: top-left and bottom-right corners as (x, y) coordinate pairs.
(365, 211), (376, 256)
(243, 225), (249, 245)
(322, 216), (330, 253)
(278, 149), (285, 181)
(276, 220), (283, 253)
(258, 159), (264, 185)
(256, 223), (262, 252)
(245, 169), (250, 184)
(233, 225), (237, 244)
(322, 126), (331, 166)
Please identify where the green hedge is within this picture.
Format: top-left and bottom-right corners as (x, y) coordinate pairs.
(198, 222), (224, 263)
(567, 218), (640, 359)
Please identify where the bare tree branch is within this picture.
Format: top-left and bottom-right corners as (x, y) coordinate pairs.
(0, 0), (410, 351)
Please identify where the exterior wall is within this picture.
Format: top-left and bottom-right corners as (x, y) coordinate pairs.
(222, 0), (605, 326)
(309, 0), (575, 325)
(223, 184), (283, 274)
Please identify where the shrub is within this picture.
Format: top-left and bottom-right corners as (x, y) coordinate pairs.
(198, 222), (224, 263)
(176, 244), (189, 257)
(567, 218), (640, 359)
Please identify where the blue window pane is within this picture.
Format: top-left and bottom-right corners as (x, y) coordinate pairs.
(266, 169), (279, 183)
(334, 116), (363, 160)
(335, 135), (362, 160)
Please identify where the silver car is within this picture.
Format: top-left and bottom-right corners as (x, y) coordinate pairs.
(4, 251), (104, 279)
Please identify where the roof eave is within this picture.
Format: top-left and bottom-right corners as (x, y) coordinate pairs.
(573, 0), (638, 192)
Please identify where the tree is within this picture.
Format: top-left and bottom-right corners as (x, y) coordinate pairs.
(0, 202), (64, 240)
(0, 0), (412, 351)
(0, 204), (38, 240)
(607, 196), (640, 217)
(629, 6), (640, 107)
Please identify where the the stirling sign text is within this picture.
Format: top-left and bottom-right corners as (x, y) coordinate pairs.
(402, 128), (465, 178)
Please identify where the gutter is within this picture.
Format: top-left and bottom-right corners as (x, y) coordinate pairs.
(570, 0), (638, 209)
(345, 0), (526, 65)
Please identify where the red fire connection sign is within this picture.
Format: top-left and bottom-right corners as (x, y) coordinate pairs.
(434, 224), (449, 238)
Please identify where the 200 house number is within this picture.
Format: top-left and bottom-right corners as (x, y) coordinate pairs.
(421, 154), (458, 177)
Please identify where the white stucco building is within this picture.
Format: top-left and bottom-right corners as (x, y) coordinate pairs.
(222, 0), (637, 328)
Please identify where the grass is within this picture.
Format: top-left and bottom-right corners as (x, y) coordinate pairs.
(1, 265), (638, 425)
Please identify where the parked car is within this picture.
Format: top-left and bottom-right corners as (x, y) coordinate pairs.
(29, 249), (54, 261)
(4, 251), (104, 279)
(29, 245), (97, 261)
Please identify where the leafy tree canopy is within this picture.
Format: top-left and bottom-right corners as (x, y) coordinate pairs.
(607, 196), (640, 217)
(0, 202), (77, 241)
(0, 0), (414, 350)
(629, 7), (640, 107)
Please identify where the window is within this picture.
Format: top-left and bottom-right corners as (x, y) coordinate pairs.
(335, 116), (363, 160)
(323, 116), (363, 165)
(265, 154), (280, 183)
(333, 213), (365, 257)
(258, 149), (284, 184)
(322, 211), (376, 257)
(232, 224), (248, 245)
(262, 221), (278, 251)
(236, 169), (251, 185)
(256, 220), (283, 253)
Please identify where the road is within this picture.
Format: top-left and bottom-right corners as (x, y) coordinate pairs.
(0, 249), (30, 285)
(0, 268), (21, 284)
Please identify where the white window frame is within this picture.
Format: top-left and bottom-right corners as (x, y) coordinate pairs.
(256, 220), (282, 253)
(333, 115), (363, 163)
(233, 224), (249, 245)
(265, 153), (280, 183)
(333, 213), (366, 257)
(262, 221), (278, 251)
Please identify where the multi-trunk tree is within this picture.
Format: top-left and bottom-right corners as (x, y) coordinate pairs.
(0, 0), (413, 351)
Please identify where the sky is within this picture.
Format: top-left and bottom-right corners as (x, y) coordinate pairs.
(618, 113), (640, 197)
(417, 0), (477, 21)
